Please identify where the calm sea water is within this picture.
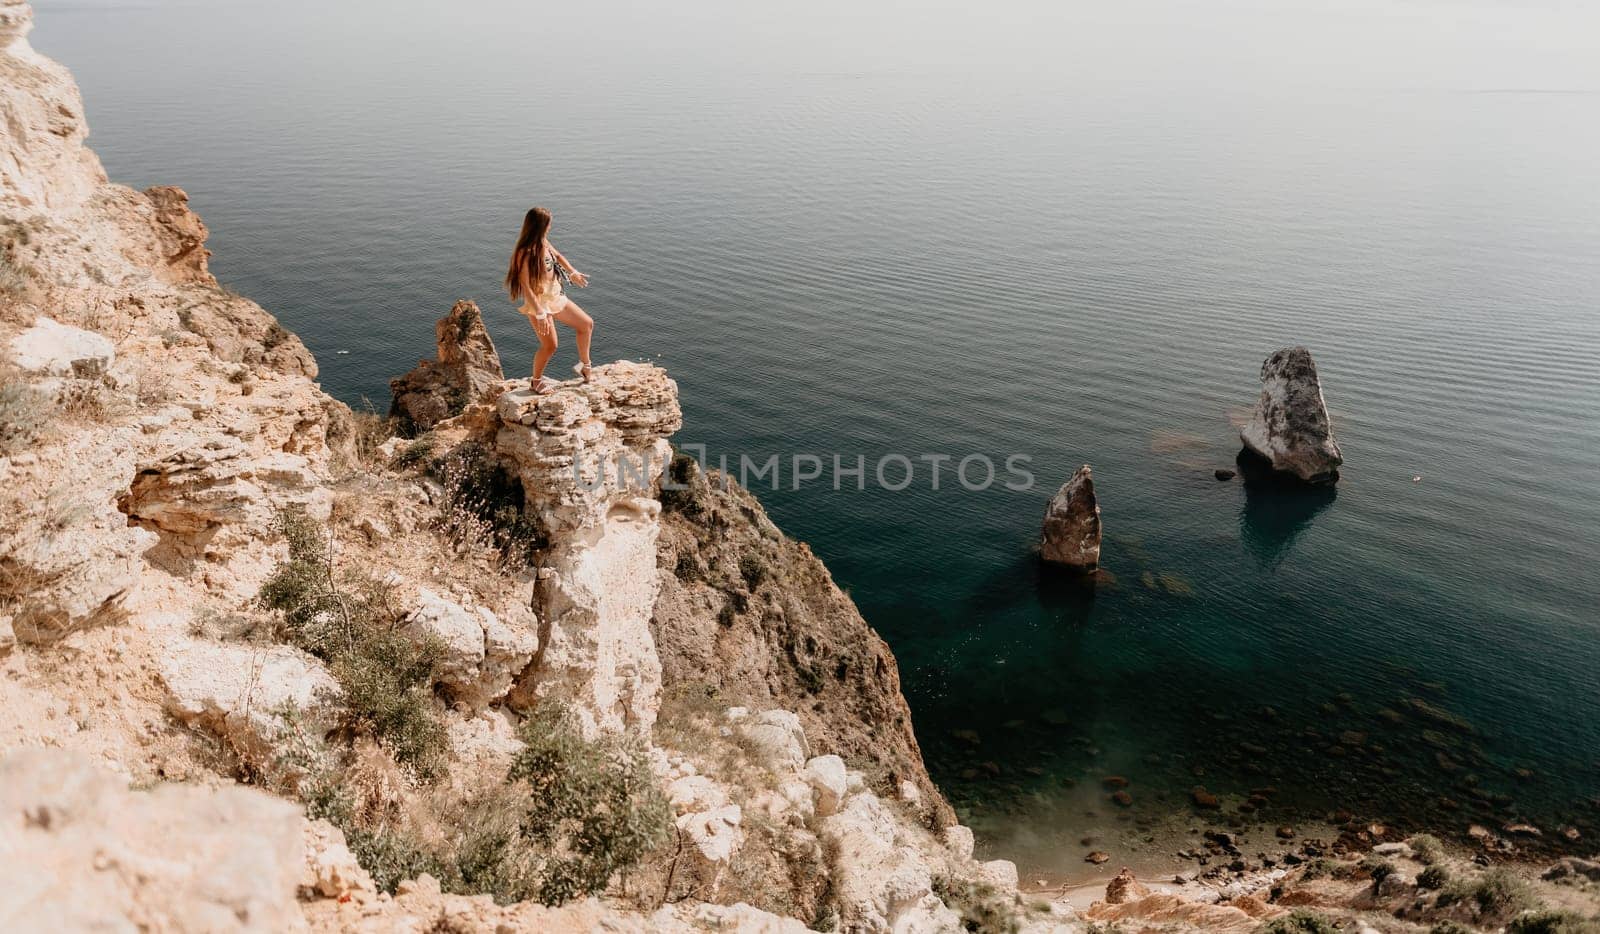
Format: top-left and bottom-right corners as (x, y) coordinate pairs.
(36, 0), (1600, 874)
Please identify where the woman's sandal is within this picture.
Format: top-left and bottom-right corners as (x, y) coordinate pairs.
(529, 376), (558, 395)
(573, 362), (593, 383)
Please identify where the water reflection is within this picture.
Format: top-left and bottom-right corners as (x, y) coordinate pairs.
(1237, 452), (1338, 569)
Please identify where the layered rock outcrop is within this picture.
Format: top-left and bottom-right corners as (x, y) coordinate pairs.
(1040, 464), (1102, 570)
(464, 363), (681, 737)
(1239, 346), (1343, 485)
(389, 299), (504, 432)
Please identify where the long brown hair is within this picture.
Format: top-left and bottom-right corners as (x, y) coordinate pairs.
(505, 207), (552, 303)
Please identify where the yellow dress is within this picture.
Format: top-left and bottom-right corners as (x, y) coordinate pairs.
(520, 252), (565, 321)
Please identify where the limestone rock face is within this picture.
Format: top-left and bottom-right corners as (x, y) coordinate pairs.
(0, 748), (309, 933)
(1040, 464), (1101, 570)
(1240, 346), (1343, 484)
(158, 637), (342, 763)
(0, 2), (107, 212)
(389, 300), (505, 432)
(119, 440), (332, 538)
(401, 587), (538, 710)
(300, 818), (376, 900)
(1, 428), (156, 643)
(480, 363), (681, 736)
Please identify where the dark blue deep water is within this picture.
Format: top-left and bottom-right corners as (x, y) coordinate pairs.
(34, 0), (1600, 876)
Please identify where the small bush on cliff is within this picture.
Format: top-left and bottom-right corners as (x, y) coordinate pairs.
(739, 551), (769, 589)
(659, 450), (706, 516)
(933, 874), (1023, 933)
(428, 441), (547, 570)
(0, 248), (32, 298)
(1419, 863), (1451, 890)
(505, 702), (673, 905)
(1509, 910), (1600, 934)
(258, 506), (449, 781)
(0, 372), (54, 455)
(1258, 909), (1339, 934)
(1409, 833), (1446, 864)
(1439, 868), (1535, 922)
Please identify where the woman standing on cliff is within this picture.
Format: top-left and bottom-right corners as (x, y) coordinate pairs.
(506, 206), (593, 393)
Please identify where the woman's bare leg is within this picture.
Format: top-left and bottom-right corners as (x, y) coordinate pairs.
(531, 316), (558, 382)
(554, 299), (594, 371)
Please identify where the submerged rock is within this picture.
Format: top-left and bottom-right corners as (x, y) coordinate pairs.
(1040, 464), (1102, 570)
(389, 299), (505, 432)
(1239, 346), (1343, 485)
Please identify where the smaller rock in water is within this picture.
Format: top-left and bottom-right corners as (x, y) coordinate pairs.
(1086, 850), (1111, 864)
(1040, 464), (1102, 571)
(1214, 468), (1236, 481)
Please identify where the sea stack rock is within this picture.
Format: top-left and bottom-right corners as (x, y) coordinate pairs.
(389, 299), (505, 432)
(1040, 465), (1102, 571)
(1240, 346), (1343, 485)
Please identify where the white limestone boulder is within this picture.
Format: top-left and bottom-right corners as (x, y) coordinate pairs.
(402, 588), (538, 710)
(0, 748), (308, 932)
(158, 637), (341, 763)
(942, 824), (976, 861)
(730, 708), (809, 770)
(804, 754), (849, 818)
(8, 318), (115, 377)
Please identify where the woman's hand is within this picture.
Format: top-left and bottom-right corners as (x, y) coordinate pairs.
(532, 313), (556, 341)
(570, 271), (590, 287)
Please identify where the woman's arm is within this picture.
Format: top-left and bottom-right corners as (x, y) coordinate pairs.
(550, 245), (588, 286)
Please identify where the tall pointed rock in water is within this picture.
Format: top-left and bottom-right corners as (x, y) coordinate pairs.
(1239, 346), (1343, 485)
(388, 299), (505, 432)
(1041, 465), (1102, 570)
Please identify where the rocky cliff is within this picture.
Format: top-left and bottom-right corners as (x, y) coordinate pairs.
(0, 6), (1044, 929)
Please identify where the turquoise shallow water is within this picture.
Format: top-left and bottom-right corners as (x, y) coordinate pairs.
(34, 0), (1600, 873)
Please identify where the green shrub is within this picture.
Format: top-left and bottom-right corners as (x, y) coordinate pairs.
(1259, 909), (1339, 934)
(1418, 864), (1451, 890)
(1430, 923), (1474, 934)
(1409, 833), (1446, 864)
(1361, 854), (1396, 882)
(1298, 858), (1338, 881)
(1509, 910), (1600, 934)
(506, 702), (672, 905)
(1440, 868), (1535, 921)
(258, 506), (448, 781)
(739, 551), (769, 589)
(391, 434), (437, 469)
(332, 626), (449, 782)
